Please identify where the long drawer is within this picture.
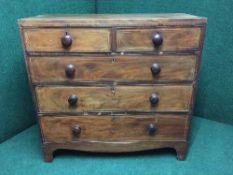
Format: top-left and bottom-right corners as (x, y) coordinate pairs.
(23, 28), (111, 52)
(40, 114), (188, 142)
(36, 85), (193, 113)
(29, 55), (196, 83)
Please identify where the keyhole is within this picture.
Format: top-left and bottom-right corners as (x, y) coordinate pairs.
(111, 86), (116, 94)
(112, 57), (117, 63)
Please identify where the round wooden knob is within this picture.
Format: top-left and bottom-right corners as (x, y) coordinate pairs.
(147, 123), (157, 135)
(61, 32), (72, 48)
(68, 95), (78, 106)
(149, 93), (159, 105)
(71, 125), (81, 135)
(152, 33), (163, 47)
(65, 64), (75, 78)
(151, 63), (161, 75)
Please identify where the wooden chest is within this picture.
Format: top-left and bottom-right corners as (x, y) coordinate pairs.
(18, 14), (207, 162)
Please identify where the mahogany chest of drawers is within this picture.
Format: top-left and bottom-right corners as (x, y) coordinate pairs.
(18, 14), (207, 162)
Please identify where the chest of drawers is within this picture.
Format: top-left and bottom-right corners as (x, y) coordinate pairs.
(18, 14), (207, 162)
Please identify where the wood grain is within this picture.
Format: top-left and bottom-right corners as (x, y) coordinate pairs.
(40, 114), (188, 142)
(23, 28), (110, 52)
(116, 28), (201, 52)
(36, 85), (193, 113)
(29, 55), (196, 83)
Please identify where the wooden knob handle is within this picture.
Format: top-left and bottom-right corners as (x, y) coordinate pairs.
(68, 95), (78, 106)
(152, 33), (163, 47)
(71, 125), (81, 135)
(65, 64), (75, 78)
(149, 93), (159, 105)
(147, 123), (157, 135)
(61, 32), (72, 48)
(151, 63), (161, 75)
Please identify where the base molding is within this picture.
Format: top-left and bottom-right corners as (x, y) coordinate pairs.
(42, 140), (188, 162)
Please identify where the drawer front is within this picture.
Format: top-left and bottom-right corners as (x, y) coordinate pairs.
(23, 28), (110, 52)
(29, 55), (196, 83)
(40, 114), (187, 142)
(116, 28), (201, 52)
(36, 85), (192, 113)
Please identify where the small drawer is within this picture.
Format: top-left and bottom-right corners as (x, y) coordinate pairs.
(40, 114), (188, 142)
(29, 55), (196, 83)
(36, 85), (192, 113)
(23, 28), (110, 52)
(116, 27), (201, 52)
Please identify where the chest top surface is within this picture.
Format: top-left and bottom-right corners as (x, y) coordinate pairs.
(18, 13), (207, 27)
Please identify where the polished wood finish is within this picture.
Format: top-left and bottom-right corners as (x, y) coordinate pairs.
(23, 28), (110, 52)
(18, 13), (207, 162)
(36, 85), (192, 113)
(116, 28), (201, 52)
(40, 114), (187, 142)
(29, 55), (196, 83)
